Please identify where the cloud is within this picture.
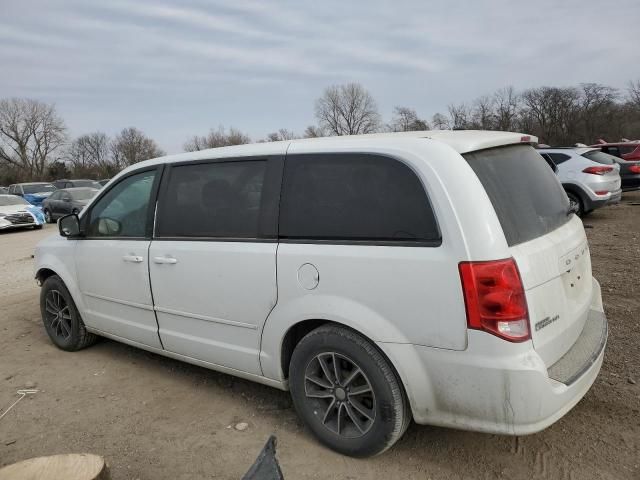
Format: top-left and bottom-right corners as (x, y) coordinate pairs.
(1, 0), (638, 153)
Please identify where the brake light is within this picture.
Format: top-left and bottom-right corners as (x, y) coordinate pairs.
(629, 165), (640, 174)
(582, 166), (613, 175)
(459, 258), (530, 342)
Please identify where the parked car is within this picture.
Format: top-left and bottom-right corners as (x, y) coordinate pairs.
(8, 182), (57, 206)
(0, 187), (8, 194)
(97, 179), (110, 187)
(590, 140), (640, 161)
(35, 131), (607, 457)
(0, 194), (44, 230)
(538, 147), (622, 216)
(596, 152), (640, 192)
(42, 187), (99, 223)
(53, 179), (103, 190)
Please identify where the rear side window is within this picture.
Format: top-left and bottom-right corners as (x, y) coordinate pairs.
(464, 145), (569, 247)
(547, 153), (571, 165)
(279, 154), (440, 244)
(582, 150), (615, 165)
(156, 161), (267, 238)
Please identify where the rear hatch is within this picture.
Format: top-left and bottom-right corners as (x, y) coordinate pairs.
(582, 150), (622, 193)
(464, 145), (593, 366)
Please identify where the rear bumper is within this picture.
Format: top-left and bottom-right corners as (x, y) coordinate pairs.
(380, 278), (607, 435)
(606, 188), (622, 204)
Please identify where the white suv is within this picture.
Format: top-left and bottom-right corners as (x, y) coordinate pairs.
(35, 131), (607, 457)
(538, 147), (622, 216)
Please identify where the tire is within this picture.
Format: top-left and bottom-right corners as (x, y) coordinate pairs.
(44, 209), (54, 224)
(289, 325), (410, 457)
(40, 275), (97, 351)
(567, 191), (584, 217)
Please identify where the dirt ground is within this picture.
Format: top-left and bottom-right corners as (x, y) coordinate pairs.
(1, 194), (638, 480)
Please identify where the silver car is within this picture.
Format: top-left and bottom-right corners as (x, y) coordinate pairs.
(538, 147), (622, 216)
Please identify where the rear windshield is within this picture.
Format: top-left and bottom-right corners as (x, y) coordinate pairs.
(619, 145), (638, 155)
(73, 180), (102, 189)
(69, 188), (99, 200)
(23, 183), (56, 194)
(464, 145), (570, 247)
(582, 150), (615, 165)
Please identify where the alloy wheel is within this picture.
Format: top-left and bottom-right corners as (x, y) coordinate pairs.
(44, 290), (72, 341)
(304, 352), (376, 438)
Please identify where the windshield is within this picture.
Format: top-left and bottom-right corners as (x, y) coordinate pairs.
(70, 188), (99, 201)
(582, 150), (615, 165)
(73, 180), (102, 189)
(0, 195), (30, 206)
(464, 144), (570, 247)
(23, 183), (56, 194)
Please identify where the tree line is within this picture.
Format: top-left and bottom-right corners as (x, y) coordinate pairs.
(2, 80), (639, 184)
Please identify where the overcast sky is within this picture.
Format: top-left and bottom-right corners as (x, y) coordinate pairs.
(1, 0), (638, 153)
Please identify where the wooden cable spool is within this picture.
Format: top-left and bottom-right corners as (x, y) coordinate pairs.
(0, 454), (109, 480)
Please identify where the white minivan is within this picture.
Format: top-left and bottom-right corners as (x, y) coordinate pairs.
(35, 131), (607, 457)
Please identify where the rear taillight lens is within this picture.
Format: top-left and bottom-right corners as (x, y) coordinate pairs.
(583, 166), (613, 175)
(629, 165), (640, 174)
(459, 258), (530, 342)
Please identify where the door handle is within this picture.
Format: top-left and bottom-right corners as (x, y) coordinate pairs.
(122, 255), (144, 263)
(153, 256), (177, 265)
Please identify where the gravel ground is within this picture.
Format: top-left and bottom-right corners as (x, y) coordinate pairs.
(0, 193), (638, 479)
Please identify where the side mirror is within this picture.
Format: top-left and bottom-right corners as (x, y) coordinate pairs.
(59, 214), (81, 237)
(98, 217), (121, 236)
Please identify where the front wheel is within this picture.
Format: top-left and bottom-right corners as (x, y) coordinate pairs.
(289, 325), (410, 457)
(44, 209), (54, 224)
(40, 275), (97, 351)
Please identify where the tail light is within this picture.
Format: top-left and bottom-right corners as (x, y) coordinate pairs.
(459, 258), (530, 342)
(629, 165), (640, 174)
(582, 166), (613, 175)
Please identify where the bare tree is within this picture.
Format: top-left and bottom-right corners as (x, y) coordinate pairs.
(522, 87), (580, 144)
(184, 126), (250, 151)
(578, 83), (618, 143)
(66, 132), (111, 176)
(431, 113), (450, 130)
(111, 127), (164, 168)
(389, 107), (429, 132)
(315, 83), (381, 136)
(447, 103), (471, 130)
(628, 80), (640, 107)
(0, 98), (67, 180)
(469, 96), (495, 130)
(265, 128), (297, 142)
(493, 86), (519, 131)
(303, 125), (326, 138)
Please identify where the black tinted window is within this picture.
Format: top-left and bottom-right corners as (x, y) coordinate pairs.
(548, 153), (571, 165)
(280, 154), (440, 243)
(464, 145), (570, 247)
(156, 161), (267, 238)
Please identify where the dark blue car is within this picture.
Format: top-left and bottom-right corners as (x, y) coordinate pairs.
(8, 182), (57, 206)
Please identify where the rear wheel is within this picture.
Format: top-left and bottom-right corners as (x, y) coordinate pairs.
(40, 275), (97, 351)
(567, 192), (584, 217)
(289, 325), (410, 457)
